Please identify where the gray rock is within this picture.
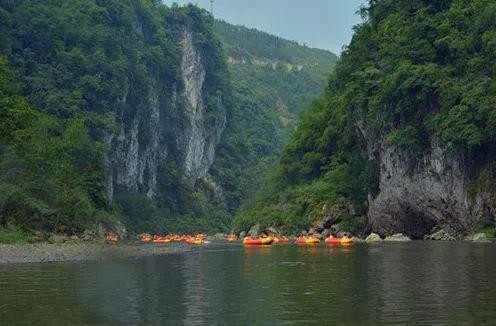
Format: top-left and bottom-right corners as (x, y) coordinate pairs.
(239, 231), (246, 239)
(363, 130), (496, 238)
(96, 221), (127, 238)
(365, 233), (383, 242)
(384, 233), (412, 242)
(48, 234), (71, 244)
(311, 210), (341, 233)
(352, 236), (365, 243)
(266, 227), (279, 235)
(82, 230), (95, 241)
(465, 233), (491, 243)
(248, 224), (260, 237)
(424, 229), (456, 241)
(213, 233), (226, 240)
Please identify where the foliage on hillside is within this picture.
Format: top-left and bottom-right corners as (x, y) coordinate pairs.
(212, 21), (338, 214)
(214, 20), (337, 67)
(0, 0), (231, 234)
(0, 59), (117, 234)
(235, 0), (496, 234)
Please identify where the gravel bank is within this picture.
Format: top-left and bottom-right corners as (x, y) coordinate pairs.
(0, 242), (194, 265)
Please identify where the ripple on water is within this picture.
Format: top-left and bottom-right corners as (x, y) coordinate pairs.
(0, 242), (495, 325)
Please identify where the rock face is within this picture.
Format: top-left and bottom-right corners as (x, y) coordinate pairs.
(384, 233), (412, 242)
(181, 30), (225, 182)
(361, 131), (495, 239)
(365, 233), (383, 243)
(465, 233), (491, 243)
(107, 27), (226, 199)
(424, 229), (456, 241)
(248, 224), (260, 237)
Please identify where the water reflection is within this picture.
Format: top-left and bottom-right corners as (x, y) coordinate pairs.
(244, 245), (273, 255)
(0, 242), (495, 324)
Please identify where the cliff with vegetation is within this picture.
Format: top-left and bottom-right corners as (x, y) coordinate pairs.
(0, 0), (337, 238)
(211, 20), (338, 213)
(236, 0), (496, 238)
(0, 0), (231, 235)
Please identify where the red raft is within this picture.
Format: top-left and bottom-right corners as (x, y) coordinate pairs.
(324, 236), (342, 245)
(243, 237), (274, 246)
(296, 236), (320, 244)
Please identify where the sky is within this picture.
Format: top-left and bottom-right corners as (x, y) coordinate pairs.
(168, 0), (367, 55)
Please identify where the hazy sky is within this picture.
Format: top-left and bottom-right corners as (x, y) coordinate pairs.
(169, 0), (367, 55)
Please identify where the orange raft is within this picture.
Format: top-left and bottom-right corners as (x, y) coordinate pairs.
(186, 238), (205, 245)
(272, 236), (289, 243)
(340, 236), (354, 245)
(325, 236), (354, 245)
(296, 236), (320, 244)
(243, 237), (274, 246)
(106, 235), (118, 243)
(324, 236), (342, 245)
(141, 234), (152, 243)
(153, 235), (171, 244)
(226, 235), (237, 242)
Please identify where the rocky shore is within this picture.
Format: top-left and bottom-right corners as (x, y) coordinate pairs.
(0, 242), (194, 265)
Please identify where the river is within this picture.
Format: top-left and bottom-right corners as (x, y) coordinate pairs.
(1, 242), (495, 325)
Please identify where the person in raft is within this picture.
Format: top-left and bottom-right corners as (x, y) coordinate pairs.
(244, 234), (253, 241)
(259, 232), (267, 238)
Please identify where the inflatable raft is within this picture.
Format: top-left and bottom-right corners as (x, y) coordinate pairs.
(296, 236), (320, 244)
(243, 237), (274, 246)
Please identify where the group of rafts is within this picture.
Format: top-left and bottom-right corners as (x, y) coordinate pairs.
(140, 233), (206, 245)
(106, 232), (353, 246)
(242, 234), (353, 246)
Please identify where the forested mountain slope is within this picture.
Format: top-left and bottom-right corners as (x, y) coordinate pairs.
(212, 20), (338, 213)
(0, 1), (231, 234)
(236, 0), (496, 239)
(0, 0), (337, 236)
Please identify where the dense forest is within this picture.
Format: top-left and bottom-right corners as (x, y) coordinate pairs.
(0, 0), (231, 236)
(0, 0), (337, 239)
(211, 20), (337, 214)
(236, 0), (496, 238)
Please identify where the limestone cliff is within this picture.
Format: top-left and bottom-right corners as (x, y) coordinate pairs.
(107, 26), (226, 200)
(361, 132), (495, 239)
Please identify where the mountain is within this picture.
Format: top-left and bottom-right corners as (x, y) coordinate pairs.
(211, 20), (338, 213)
(0, 0), (337, 236)
(0, 1), (230, 234)
(236, 0), (496, 239)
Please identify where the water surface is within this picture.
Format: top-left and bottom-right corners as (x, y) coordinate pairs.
(1, 242), (495, 325)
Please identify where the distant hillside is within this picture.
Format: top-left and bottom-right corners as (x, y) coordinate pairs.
(214, 20), (337, 68)
(211, 20), (338, 213)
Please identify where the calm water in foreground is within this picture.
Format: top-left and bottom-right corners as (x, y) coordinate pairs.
(1, 242), (495, 325)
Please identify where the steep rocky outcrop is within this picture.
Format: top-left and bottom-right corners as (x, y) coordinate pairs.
(363, 135), (495, 239)
(108, 27), (226, 199)
(180, 30), (225, 183)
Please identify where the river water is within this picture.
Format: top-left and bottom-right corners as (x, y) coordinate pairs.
(1, 242), (495, 325)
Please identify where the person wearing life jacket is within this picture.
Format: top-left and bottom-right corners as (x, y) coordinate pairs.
(327, 233), (338, 240)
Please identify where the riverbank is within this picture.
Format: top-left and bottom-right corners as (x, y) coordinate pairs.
(0, 242), (194, 265)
